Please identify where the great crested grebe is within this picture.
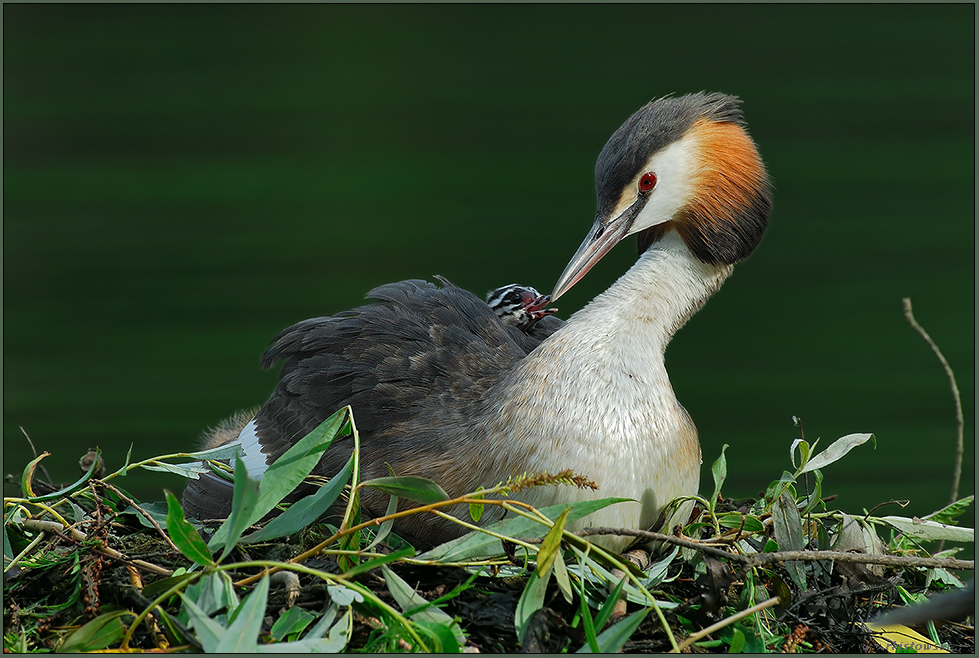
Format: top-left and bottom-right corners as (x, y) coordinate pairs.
(183, 92), (772, 552)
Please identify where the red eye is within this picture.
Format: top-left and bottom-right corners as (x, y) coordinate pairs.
(638, 172), (657, 193)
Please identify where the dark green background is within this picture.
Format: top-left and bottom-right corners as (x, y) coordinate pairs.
(4, 5), (974, 532)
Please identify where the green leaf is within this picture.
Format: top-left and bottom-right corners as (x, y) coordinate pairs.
(924, 495), (974, 526)
(214, 454), (262, 561)
(241, 454), (354, 545)
(727, 625), (746, 653)
(132, 442), (244, 481)
(179, 571), (239, 625)
(365, 492), (399, 551)
(120, 500), (170, 529)
(205, 460), (236, 483)
(799, 468), (825, 515)
(342, 546), (415, 578)
(576, 608), (649, 653)
(258, 609), (351, 653)
(20, 451), (50, 498)
(593, 574), (628, 632)
(215, 573), (269, 652)
(644, 546), (680, 589)
(164, 490), (213, 566)
(381, 564), (465, 648)
(577, 571), (600, 653)
(3, 524), (13, 563)
(142, 461), (215, 478)
(771, 490), (805, 589)
(153, 607), (191, 648)
(536, 507), (571, 578)
(67, 500), (87, 524)
(553, 550), (573, 603)
(568, 547), (649, 608)
(21, 448), (102, 503)
(717, 513), (765, 533)
(179, 593), (227, 652)
(710, 444), (729, 512)
(119, 444), (134, 476)
(739, 621), (769, 653)
(789, 438), (810, 471)
(515, 569), (549, 646)
(302, 604), (338, 639)
(182, 443), (247, 462)
(141, 572), (197, 602)
(270, 606), (315, 642)
(360, 476), (450, 505)
(879, 516), (975, 543)
(799, 433), (874, 473)
(469, 491), (485, 523)
(328, 585), (364, 606)
(57, 610), (132, 652)
(209, 410), (347, 549)
(260, 408), (346, 482)
(926, 567), (964, 589)
(254, 410), (345, 512)
(417, 497), (632, 563)
(416, 619), (462, 653)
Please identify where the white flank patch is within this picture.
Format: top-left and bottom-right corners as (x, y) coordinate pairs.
(237, 418), (269, 480)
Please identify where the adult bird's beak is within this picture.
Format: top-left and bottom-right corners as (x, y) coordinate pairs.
(551, 208), (637, 302)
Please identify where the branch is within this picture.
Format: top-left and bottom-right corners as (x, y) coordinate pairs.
(21, 518), (173, 576)
(572, 527), (974, 571)
(672, 596), (782, 653)
(903, 297), (965, 506)
(96, 480), (180, 554)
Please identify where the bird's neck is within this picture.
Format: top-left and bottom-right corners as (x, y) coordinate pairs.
(561, 229), (732, 356)
(497, 228), (733, 416)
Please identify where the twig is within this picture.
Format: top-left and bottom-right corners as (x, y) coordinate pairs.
(903, 297), (964, 506)
(234, 493), (545, 587)
(742, 549), (973, 571)
(96, 479), (180, 553)
(672, 596), (782, 653)
(4, 531), (48, 574)
(21, 518), (173, 576)
(572, 527), (974, 570)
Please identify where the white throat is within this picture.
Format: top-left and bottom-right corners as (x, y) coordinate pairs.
(571, 229), (732, 350)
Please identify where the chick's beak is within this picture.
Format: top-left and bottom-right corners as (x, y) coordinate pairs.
(550, 209), (635, 302)
(524, 294), (558, 320)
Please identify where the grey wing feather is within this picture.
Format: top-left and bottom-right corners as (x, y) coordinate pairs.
(253, 278), (550, 474)
(183, 277), (564, 532)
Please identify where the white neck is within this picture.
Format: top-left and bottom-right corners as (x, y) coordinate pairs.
(564, 230), (732, 355)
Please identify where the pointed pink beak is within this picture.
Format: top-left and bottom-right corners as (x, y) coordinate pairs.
(551, 214), (633, 302)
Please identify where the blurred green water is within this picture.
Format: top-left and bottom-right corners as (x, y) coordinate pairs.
(4, 6), (974, 536)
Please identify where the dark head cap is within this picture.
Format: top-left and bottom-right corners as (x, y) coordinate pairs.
(597, 92), (772, 265)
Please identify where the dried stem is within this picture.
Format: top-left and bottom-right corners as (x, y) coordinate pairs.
(672, 596), (782, 653)
(902, 298), (964, 506)
(20, 518), (172, 576)
(573, 527), (974, 571)
(96, 479), (180, 554)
